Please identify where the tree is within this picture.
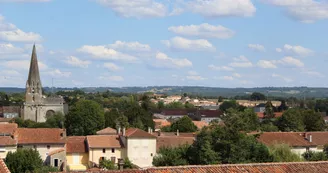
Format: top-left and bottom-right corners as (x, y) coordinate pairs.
(170, 116), (197, 132)
(277, 100), (288, 112)
(166, 102), (184, 109)
(184, 102), (194, 108)
(45, 112), (65, 128)
(123, 158), (134, 169)
(303, 151), (327, 161)
(223, 108), (259, 132)
(104, 109), (121, 128)
(157, 101), (165, 110)
(65, 100), (105, 136)
(218, 96), (224, 103)
(153, 145), (190, 166)
(303, 109), (325, 131)
(100, 159), (117, 170)
(250, 92), (266, 101)
(264, 101), (275, 119)
(219, 100), (239, 112)
(277, 108), (304, 132)
(269, 144), (302, 162)
(5, 149), (43, 173)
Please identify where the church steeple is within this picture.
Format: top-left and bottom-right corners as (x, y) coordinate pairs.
(25, 44), (43, 103)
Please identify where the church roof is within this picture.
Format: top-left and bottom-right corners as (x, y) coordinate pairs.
(27, 44), (42, 87)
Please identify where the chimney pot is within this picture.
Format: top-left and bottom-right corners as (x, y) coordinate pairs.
(177, 129), (179, 136)
(123, 128), (126, 136)
(309, 134), (312, 143)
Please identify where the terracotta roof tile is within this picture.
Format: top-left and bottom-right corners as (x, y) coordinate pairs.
(256, 132), (312, 147)
(87, 135), (122, 148)
(154, 119), (171, 129)
(0, 123), (17, 135)
(0, 159), (10, 173)
(192, 121), (208, 129)
(257, 112), (283, 119)
(48, 148), (65, 156)
(0, 136), (16, 146)
(125, 128), (157, 138)
(96, 127), (117, 135)
(157, 132), (196, 137)
(66, 136), (87, 153)
(157, 136), (195, 150)
(15, 128), (65, 145)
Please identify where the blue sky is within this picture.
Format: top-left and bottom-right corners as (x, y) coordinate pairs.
(1, 0), (328, 88)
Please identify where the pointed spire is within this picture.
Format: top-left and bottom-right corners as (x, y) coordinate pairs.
(27, 44), (41, 87)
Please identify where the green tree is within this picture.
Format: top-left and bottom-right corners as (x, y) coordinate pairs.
(170, 116), (197, 132)
(264, 101), (275, 119)
(269, 144), (302, 162)
(184, 102), (194, 108)
(277, 100), (288, 112)
(303, 109), (325, 131)
(223, 108), (259, 132)
(250, 92), (266, 101)
(104, 109), (121, 128)
(123, 158), (134, 169)
(157, 101), (165, 110)
(153, 145), (190, 166)
(166, 102), (184, 109)
(277, 108), (304, 132)
(219, 100), (239, 112)
(5, 149), (43, 173)
(65, 100), (105, 136)
(45, 112), (65, 128)
(302, 151), (327, 161)
(99, 159), (117, 170)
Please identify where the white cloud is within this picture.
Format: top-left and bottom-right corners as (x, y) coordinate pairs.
(169, 7), (184, 16)
(0, 15), (42, 42)
(103, 62), (122, 71)
(2, 60), (48, 70)
(186, 0), (256, 18)
(95, 0), (167, 19)
(0, 43), (24, 54)
(279, 56), (304, 67)
(63, 56), (91, 68)
(208, 65), (234, 71)
(154, 52), (192, 69)
(108, 41), (151, 52)
(272, 73), (293, 82)
(229, 55), (253, 68)
(248, 44), (266, 52)
(262, 0), (328, 23)
(77, 45), (138, 62)
(168, 23), (235, 39)
(162, 36), (215, 52)
(24, 44), (44, 52)
(257, 60), (277, 69)
(46, 69), (71, 78)
(186, 75), (206, 80)
(98, 75), (124, 82)
(277, 44), (313, 56)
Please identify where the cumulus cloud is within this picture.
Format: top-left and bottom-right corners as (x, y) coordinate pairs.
(108, 41), (151, 52)
(95, 0), (167, 19)
(248, 44), (266, 52)
(186, 0), (256, 18)
(229, 55), (253, 68)
(0, 15), (42, 42)
(2, 60), (48, 70)
(208, 65), (234, 71)
(278, 56), (304, 67)
(154, 52), (192, 69)
(77, 45), (138, 62)
(63, 56), (91, 68)
(98, 75), (124, 82)
(103, 62), (123, 71)
(262, 0), (328, 23)
(162, 36), (215, 52)
(0, 43), (24, 54)
(276, 44), (313, 56)
(272, 73), (293, 83)
(168, 23), (235, 39)
(257, 60), (277, 69)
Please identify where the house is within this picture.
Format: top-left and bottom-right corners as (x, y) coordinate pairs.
(156, 136), (195, 151)
(87, 135), (125, 166)
(198, 110), (223, 123)
(200, 105), (220, 110)
(154, 109), (197, 120)
(66, 136), (88, 171)
(96, 127), (117, 135)
(0, 106), (20, 119)
(254, 103), (266, 113)
(0, 136), (17, 159)
(153, 119), (171, 131)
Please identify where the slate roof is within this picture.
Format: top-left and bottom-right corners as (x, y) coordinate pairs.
(14, 128), (65, 145)
(125, 128), (157, 139)
(0, 159), (10, 173)
(0, 136), (16, 146)
(96, 127), (117, 135)
(66, 136), (87, 153)
(156, 136), (195, 151)
(86, 135), (122, 148)
(0, 123), (18, 135)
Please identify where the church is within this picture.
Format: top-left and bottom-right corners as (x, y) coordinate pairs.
(22, 45), (65, 122)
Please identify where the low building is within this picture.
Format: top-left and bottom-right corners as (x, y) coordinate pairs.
(254, 103), (266, 113)
(66, 136), (88, 171)
(0, 136), (17, 159)
(1, 106), (20, 119)
(198, 110), (223, 123)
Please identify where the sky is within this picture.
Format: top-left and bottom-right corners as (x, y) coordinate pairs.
(0, 0), (328, 88)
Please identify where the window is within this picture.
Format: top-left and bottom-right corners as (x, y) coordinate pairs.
(103, 149), (106, 153)
(54, 159), (59, 167)
(112, 148), (115, 153)
(151, 153), (153, 157)
(47, 145), (50, 149)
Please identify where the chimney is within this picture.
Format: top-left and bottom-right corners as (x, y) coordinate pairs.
(118, 159), (124, 171)
(148, 127), (151, 133)
(150, 128), (153, 134)
(122, 128), (126, 136)
(117, 127), (121, 135)
(309, 134), (312, 143)
(176, 129), (179, 136)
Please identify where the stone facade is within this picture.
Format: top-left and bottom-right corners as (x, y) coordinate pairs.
(22, 45), (65, 122)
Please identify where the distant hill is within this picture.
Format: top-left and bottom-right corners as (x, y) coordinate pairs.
(1, 86), (327, 98)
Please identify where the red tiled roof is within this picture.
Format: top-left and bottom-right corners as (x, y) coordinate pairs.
(0, 159), (10, 173)
(154, 119), (171, 129)
(257, 112), (283, 119)
(305, 132), (328, 146)
(0, 123), (17, 135)
(14, 128), (65, 145)
(157, 136), (195, 150)
(66, 136), (87, 153)
(125, 128), (157, 138)
(157, 132), (196, 137)
(87, 135), (122, 148)
(192, 121), (208, 129)
(48, 148), (65, 156)
(96, 127), (117, 135)
(0, 118), (13, 123)
(256, 132), (312, 147)
(0, 136), (16, 146)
